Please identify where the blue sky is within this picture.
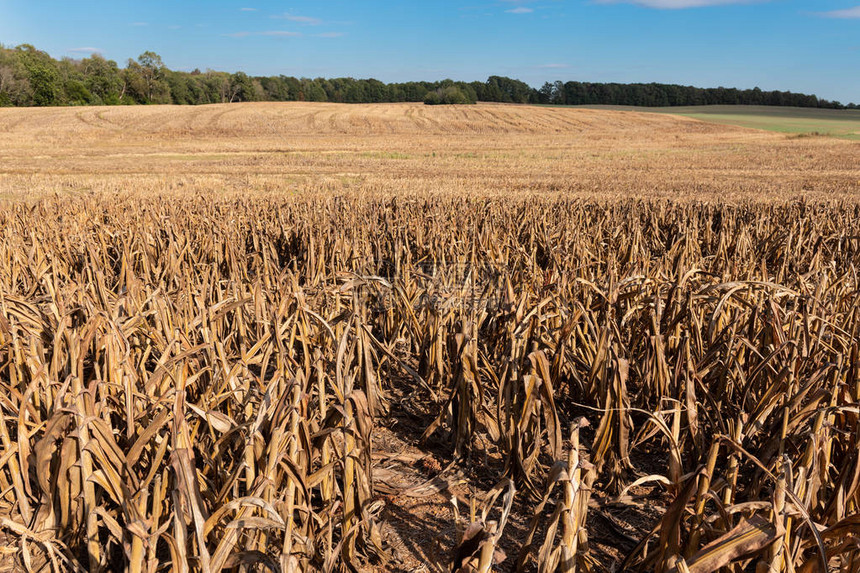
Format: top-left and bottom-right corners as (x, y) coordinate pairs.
(0, 1), (858, 103)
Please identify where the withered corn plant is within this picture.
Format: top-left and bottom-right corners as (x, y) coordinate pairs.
(0, 195), (858, 572)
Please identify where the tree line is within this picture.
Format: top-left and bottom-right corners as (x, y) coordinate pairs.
(0, 44), (855, 109)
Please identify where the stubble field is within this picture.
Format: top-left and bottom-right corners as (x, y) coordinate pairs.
(0, 102), (859, 573)
(1, 102), (858, 203)
(575, 105), (860, 141)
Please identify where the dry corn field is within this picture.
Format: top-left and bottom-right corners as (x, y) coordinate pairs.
(0, 102), (859, 573)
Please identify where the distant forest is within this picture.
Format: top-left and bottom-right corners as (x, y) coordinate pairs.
(1, 44), (856, 109)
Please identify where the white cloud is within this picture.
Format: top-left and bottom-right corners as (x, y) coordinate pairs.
(596, 0), (766, 8)
(240, 7), (258, 11)
(274, 13), (323, 25)
(315, 32), (344, 38)
(506, 7), (534, 13)
(68, 47), (101, 54)
(818, 6), (860, 18)
(538, 63), (569, 68)
(225, 30), (302, 38)
(261, 30), (301, 37)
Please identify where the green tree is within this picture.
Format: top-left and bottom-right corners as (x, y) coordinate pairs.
(0, 47), (30, 106)
(82, 54), (123, 104)
(301, 78), (327, 102)
(64, 80), (92, 105)
(15, 44), (62, 106)
(365, 78), (388, 103)
(166, 71), (192, 104)
(258, 76), (293, 101)
(424, 86), (475, 105)
(228, 72), (256, 102)
(0, 41), (856, 109)
(127, 51), (170, 104)
(485, 76), (531, 103)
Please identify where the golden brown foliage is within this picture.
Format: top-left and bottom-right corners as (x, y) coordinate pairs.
(1, 195), (859, 572)
(0, 103), (859, 572)
(0, 102), (857, 203)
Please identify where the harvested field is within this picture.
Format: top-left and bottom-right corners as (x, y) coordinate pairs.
(0, 102), (859, 572)
(0, 102), (857, 203)
(576, 105), (860, 141)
